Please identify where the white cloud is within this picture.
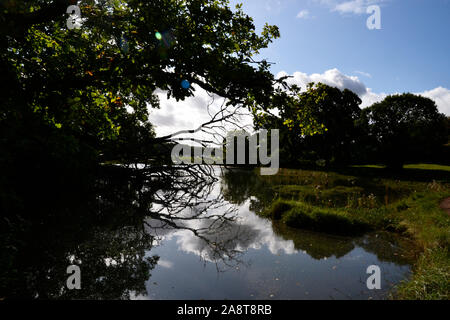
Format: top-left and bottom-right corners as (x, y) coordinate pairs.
(419, 87), (450, 116)
(361, 88), (387, 107)
(315, 0), (383, 15)
(145, 192), (298, 264)
(354, 70), (372, 78)
(157, 259), (174, 269)
(148, 85), (254, 141)
(296, 9), (310, 19)
(334, 0), (368, 14)
(149, 69), (450, 139)
(277, 68), (368, 97)
(276, 68), (450, 114)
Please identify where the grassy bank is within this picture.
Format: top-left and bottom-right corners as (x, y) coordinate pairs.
(264, 199), (373, 235)
(395, 247), (449, 299)
(256, 165), (450, 299)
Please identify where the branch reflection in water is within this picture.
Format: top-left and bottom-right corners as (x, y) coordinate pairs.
(1, 164), (417, 300)
(1, 163), (244, 299)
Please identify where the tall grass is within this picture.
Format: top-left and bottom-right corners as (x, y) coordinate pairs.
(256, 165), (450, 299)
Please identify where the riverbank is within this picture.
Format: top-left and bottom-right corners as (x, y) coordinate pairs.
(256, 165), (450, 299)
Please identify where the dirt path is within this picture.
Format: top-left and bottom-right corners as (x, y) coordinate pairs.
(440, 197), (450, 216)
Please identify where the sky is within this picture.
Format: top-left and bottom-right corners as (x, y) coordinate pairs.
(149, 0), (450, 138)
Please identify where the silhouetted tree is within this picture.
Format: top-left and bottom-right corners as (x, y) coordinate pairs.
(0, 0), (287, 174)
(254, 83), (362, 166)
(300, 84), (362, 166)
(0, 164), (242, 299)
(360, 93), (447, 170)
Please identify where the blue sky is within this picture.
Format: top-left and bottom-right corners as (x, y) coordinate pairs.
(232, 0), (450, 94)
(150, 0), (450, 138)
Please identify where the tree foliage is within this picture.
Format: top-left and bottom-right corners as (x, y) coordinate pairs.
(0, 0), (285, 169)
(253, 82), (362, 166)
(359, 93), (447, 169)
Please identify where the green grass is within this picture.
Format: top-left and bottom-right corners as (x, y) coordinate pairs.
(273, 185), (365, 208)
(352, 164), (385, 169)
(395, 247), (449, 300)
(403, 164), (450, 172)
(256, 165), (450, 300)
(264, 199), (372, 235)
(353, 163), (450, 172)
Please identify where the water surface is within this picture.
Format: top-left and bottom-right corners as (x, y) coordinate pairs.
(138, 169), (416, 300)
(1, 167), (416, 300)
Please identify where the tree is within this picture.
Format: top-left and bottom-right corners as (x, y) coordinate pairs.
(360, 93), (447, 170)
(0, 164), (243, 298)
(1, 1), (310, 298)
(253, 83), (362, 166)
(299, 84), (362, 165)
(0, 0), (286, 171)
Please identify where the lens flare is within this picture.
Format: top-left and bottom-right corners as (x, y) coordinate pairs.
(181, 80), (190, 89)
(155, 32), (162, 40)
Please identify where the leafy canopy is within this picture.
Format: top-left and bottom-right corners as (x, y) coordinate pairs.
(1, 0), (286, 164)
(253, 82), (362, 165)
(360, 93), (447, 169)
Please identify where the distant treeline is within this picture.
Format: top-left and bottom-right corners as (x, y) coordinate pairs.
(252, 84), (449, 170)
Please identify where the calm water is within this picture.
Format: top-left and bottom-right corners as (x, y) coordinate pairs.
(1, 167), (416, 299)
(136, 169), (415, 300)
